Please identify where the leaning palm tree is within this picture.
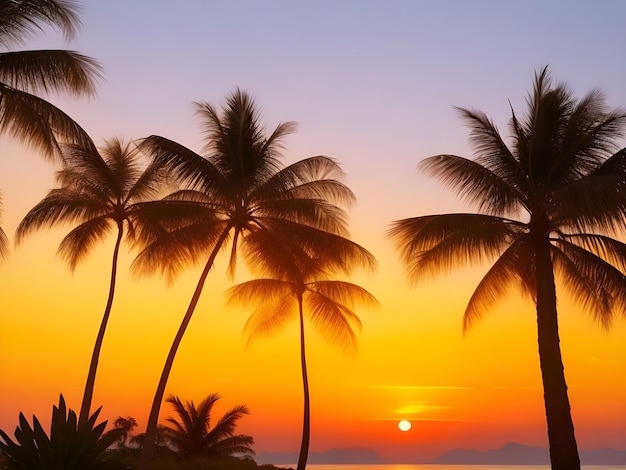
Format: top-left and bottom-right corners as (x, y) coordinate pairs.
(388, 67), (626, 470)
(0, 0), (102, 159)
(226, 259), (378, 470)
(161, 393), (254, 458)
(133, 89), (375, 469)
(16, 137), (172, 426)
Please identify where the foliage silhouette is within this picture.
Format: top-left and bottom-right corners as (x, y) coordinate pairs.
(227, 260), (378, 470)
(388, 66), (626, 470)
(16, 138), (174, 426)
(113, 417), (138, 449)
(133, 89), (374, 469)
(0, 0), (102, 159)
(0, 394), (125, 469)
(160, 393), (254, 459)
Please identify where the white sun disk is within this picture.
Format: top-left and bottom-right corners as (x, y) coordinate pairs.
(398, 419), (411, 431)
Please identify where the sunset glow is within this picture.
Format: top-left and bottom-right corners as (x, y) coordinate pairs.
(1, 1), (626, 466)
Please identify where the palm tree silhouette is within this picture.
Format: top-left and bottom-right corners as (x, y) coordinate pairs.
(134, 89), (373, 469)
(227, 267), (377, 470)
(161, 393), (254, 458)
(388, 67), (626, 470)
(0, 0), (102, 159)
(113, 416), (138, 449)
(16, 137), (172, 425)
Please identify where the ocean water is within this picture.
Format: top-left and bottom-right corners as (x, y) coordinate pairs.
(275, 466), (626, 470)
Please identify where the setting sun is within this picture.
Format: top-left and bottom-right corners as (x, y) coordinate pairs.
(398, 420), (412, 432)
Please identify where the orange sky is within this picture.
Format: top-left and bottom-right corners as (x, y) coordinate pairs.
(1, 1), (626, 463)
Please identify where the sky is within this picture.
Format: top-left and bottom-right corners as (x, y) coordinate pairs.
(1, 0), (626, 464)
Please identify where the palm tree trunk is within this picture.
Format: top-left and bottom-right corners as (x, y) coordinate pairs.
(296, 296), (310, 470)
(78, 227), (123, 425)
(535, 242), (580, 470)
(138, 230), (229, 470)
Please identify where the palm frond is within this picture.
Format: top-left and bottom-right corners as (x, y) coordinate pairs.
(139, 135), (232, 197)
(388, 213), (522, 283)
(205, 404), (250, 445)
(203, 434), (255, 457)
(552, 239), (626, 327)
(0, 49), (102, 96)
(257, 197), (351, 237)
(554, 171), (626, 234)
(420, 153), (525, 216)
(454, 106), (528, 195)
(15, 188), (110, 244)
(0, 83), (95, 158)
(57, 216), (113, 271)
(244, 220), (377, 279)
(309, 279), (379, 310)
(463, 240), (535, 332)
(130, 219), (229, 284)
(305, 290), (360, 354)
(0, 0), (83, 46)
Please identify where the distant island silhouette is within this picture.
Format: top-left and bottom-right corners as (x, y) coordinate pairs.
(257, 442), (626, 465)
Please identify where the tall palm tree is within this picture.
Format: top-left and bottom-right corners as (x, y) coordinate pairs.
(388, 67), (626, 470)
(226, 260), (378, 470)
(16, 137), (172, 426)
(0, 0), (102, 159)
(133, 89), (374, 469)
(161, 393), (254, 458)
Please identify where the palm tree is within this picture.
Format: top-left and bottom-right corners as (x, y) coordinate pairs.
(0, 0), (102, 159)
(16, 137), (172, 426)
(133, 89), (375, 469)
(112, 416), (137, 449)
(161, 393), (254, 458)
(387, 67), (626, 470)
(129, 425), (170, 452)
(226, 260), (378, 470)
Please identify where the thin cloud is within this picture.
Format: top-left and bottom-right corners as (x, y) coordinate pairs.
(370, 384), (476, 391)
(584, 356), (620, 365)
(393, 402), (451, 414)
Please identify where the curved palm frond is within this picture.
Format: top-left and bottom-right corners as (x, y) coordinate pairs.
(56, 215), (112, 270)
(463, 240), (536, 331)
(388, 213), (523, 283)
(420, 153), (525, 216)
(0, 84), (95, 157)
(552, 238), (626, 327)
(0, 0), (82, 46)
(0, 50), (101, 96)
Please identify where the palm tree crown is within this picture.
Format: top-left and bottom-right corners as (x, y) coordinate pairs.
(0, 0), (102, 158)
(16, 137), (172, 425)
(388, 67), (626, 470)
(162, 393), (254, 458)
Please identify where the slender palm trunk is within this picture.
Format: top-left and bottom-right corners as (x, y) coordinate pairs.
(296, 296), (311, 470)
(78, 227), (123, 425)
(535, 241), (580, 470)
(138, 230), (229, 470)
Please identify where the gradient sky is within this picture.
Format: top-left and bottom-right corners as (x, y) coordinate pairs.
(1, 0), (626, 463)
